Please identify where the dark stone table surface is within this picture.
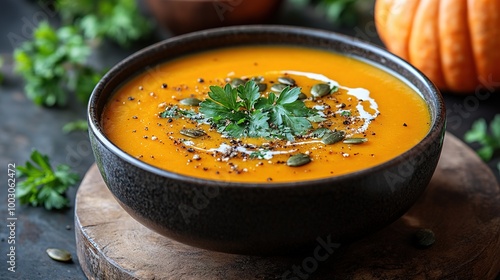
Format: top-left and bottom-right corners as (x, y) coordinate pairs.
(0, 1), (498, 279)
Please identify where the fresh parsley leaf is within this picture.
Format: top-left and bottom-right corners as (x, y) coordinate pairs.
(159, 106), (181, 118)
(249, 150), (269, 159)
(257, 86), (315, 138)
(464, 115), (500, 161)
(13, 22), (101, 107)
(200, 84), (247, 125)
(57, 0), (153, 48)
(308, 115), (327, 122)
(199, 81), (319, 140)
(208, 84), (241, 111)
(17, 150), (79, 210)
(62, 119), (88, 133)
(70, 66), (106, 104)
(248, 110), (271, 138)
(340, 110), (351, 117)
(238, 80), (261, 111)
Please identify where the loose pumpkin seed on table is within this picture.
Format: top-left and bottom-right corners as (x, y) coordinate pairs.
(46, 248), (72, 262)
(413, 228), (435, 248)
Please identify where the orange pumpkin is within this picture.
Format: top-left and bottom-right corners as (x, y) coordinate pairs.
(375, 0), (500, 94)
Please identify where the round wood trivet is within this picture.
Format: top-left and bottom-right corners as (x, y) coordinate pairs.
(75, 133), (500, 279)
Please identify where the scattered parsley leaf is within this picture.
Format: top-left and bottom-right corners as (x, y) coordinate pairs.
(62, 119), (88, 133)
(13, 22), (101, 107)
(159, 105), (201, 120)
(249, 150), (269, 159)
(17, 150), (79, 210)
(340, 110), (351, 117)
(290, 0), (365, 27)
(57, 0), (153, 48)
(464, 115), (500, 161)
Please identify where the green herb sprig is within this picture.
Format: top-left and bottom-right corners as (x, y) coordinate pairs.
(464, 115), (500, 161)
(198, 81), (321, 140)
(14, 22), (102, 107)
(62, 119), (88, 133)
(57, 0), (153, 48)
(17, 150), (80, 210)
(290, 0), (371, 27)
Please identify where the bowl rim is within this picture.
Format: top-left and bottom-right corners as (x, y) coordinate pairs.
(88, 24), (446, 188)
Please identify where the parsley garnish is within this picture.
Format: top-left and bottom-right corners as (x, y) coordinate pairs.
(17, 150), (79, 210)
(249, 150), (270, 159)
(340, 110), (351, 117)
(199, 81), (320, 140)
(464, 115), (500, 161)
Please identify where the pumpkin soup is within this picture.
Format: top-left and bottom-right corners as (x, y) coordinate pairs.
(102, 46), (431, 183)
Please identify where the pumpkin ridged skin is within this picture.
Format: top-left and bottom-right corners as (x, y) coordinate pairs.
(439, 0), (477, 91)
(375, 0), (500, 94)
(468, 0), (500, 90)
(409, 0), (447, 90)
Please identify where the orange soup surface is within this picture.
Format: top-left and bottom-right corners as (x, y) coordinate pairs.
(102, 46), (431, 183)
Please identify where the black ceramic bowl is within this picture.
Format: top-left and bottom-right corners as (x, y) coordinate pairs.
(88, 25), (446, 255)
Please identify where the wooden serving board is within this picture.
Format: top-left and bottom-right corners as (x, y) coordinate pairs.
(75, 133), (500, 279)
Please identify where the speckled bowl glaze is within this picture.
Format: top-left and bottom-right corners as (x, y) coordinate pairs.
(88, 25), (446, 255)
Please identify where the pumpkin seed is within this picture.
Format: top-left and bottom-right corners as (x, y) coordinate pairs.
(251, 76), (264, 83)
(310, 128), (330, 138)
(321, 130), (345, 145)
(270, 84), (288, 93)
(179, 97), (202, 106)
(180, 128), (206, 138)
(46, 248), (72, 262)
(343, 137), (368, 144)
(278, 76), (296, 86)
(230, 78), (245, 88)
(298, 92), (307, 100)
(311, 83), (331, 98)
(414, 228), (435, 248)
(287, 153), (311, 167)
(257, 83), (267, 92)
